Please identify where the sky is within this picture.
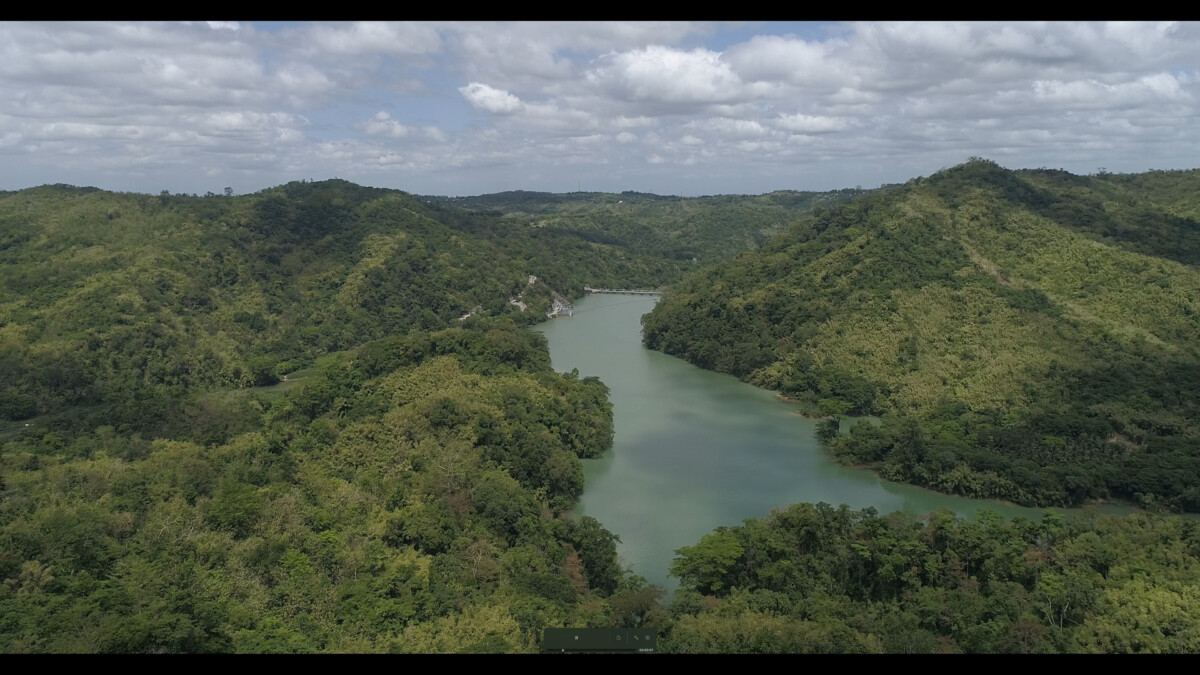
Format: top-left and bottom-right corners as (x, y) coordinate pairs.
(2, 21), (1198, 197)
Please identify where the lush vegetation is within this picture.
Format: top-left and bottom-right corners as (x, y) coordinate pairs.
(0, 180), (694, 652)
(428, 188), (857, 267)
(658, 503), (1200, 653)
(5, 168), (1200, 653)
(0, 178), (833, 653)
(0, 181), (849, 437)
(643, 160), (1200, 511)
(0, 180), (715, 436)
(0, 322), (676, 652)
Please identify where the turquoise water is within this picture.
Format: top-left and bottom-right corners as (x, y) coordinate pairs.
(535, 294), (1133, 590)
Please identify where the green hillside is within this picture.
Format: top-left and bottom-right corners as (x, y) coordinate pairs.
(428, 188), (859, 266)
(643, 160), (1200, 511)
(0, 180), (693, 437)
(0, 177), (835, 653)
(0, 180), (683, 652)
(0, 323), (664, 652)
(5, 168), (1200, 653)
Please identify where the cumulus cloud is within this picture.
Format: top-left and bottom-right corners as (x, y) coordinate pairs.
(2, 21), (1200, 196)
(587, 46), (745, 105)
(459, 82), (524, 113)
(439, 22), (711, 91)
(724, 35), (851, 90)
(1033, 73), (1190, 108)
(690, 118), (768, 137)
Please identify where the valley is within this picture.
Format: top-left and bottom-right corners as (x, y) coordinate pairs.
(2, 163), (1199, 653)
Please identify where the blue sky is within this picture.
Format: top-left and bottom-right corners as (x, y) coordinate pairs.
(1, 21), (1198, 197)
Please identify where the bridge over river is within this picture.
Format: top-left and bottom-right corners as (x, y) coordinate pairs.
(546, 286), (663, 319)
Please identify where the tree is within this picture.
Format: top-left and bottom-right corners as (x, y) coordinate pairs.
(610, 584), (666, 628)
(671, 530), (744, 595)
(205, 480), (262, 538)
(816, 418), (841, 444)
(568, 516), (621, 595)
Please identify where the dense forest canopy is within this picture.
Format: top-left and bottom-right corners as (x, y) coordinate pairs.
(427, 189), (857, 266)
(662, 503), (1200, 653)
(643, 160), (1200, 512)
(0, 180), (844, 438)
(0, 323), (644, 652)
(3, 165), (1200, 653)
(0, 178), (834, 652)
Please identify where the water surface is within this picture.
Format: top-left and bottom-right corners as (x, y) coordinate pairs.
(535, 294), (1131, 590)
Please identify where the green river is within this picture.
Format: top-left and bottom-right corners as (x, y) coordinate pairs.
(534, 294), (1133, 590)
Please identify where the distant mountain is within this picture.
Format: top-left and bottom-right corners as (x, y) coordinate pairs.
(642, 160), (1200, 512)
(0, 179), (701, 435)
(423, 189), (859, 265)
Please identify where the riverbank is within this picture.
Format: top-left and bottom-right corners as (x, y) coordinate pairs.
(534, 294), (1173, 591)
(772, 395), (1160, 516)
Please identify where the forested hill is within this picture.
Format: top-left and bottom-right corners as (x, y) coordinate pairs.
(0, 176), (845, 652)
(0, 179), (708, 436)
(0, 322), (647, 652)
(642, 160), (1200, 512)
(4, 170), (1200, 653)
(424, 188), (860, 265)
(0, 178), (691, 651)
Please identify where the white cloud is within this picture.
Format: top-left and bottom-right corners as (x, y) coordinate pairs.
(724, 35), (850, 90)
(273, 64), (337, 104)
(1033, 72), (1190, 108)
(611, 115), (656, 128)
(438, 22), (711, 91)
(3, 21), (1200, 196)
(306, 22), (442, 56)
(459, 82), (524, 113)
(691, 118), (768, 137)
(587, 46), (745, 105)
(195, 111), (306, 134)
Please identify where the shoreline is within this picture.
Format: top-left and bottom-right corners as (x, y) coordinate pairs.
(557, 296), (1190, 593)
(774, 392), (824, 419)
(770, 393), (1153, 516)
(822, 445), (1149, 516)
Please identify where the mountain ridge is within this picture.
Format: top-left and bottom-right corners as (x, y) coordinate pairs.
(642, 159), (1200, 511)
